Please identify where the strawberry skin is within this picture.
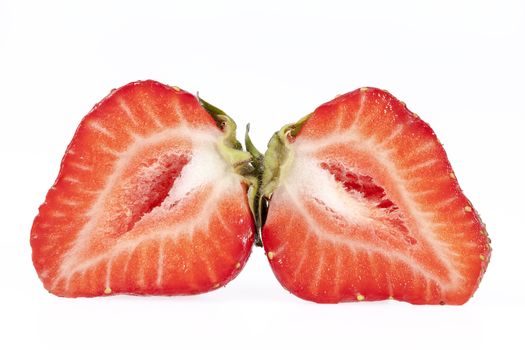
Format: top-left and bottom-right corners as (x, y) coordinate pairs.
(261, 87), (491, 304)
(31, 81), (255, 297)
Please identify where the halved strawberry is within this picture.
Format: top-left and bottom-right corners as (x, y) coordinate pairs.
(260, 87), (491, 304)
(31, 80), (255, 297)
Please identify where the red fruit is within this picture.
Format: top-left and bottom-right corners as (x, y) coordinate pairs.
(261, 87), (491, 304)
(31, 81), (255, 297)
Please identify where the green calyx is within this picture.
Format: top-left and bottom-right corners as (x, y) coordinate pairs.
(260, 115), (310, 200)
(199, 97), (252, 171)
(200, 95), (310, 247)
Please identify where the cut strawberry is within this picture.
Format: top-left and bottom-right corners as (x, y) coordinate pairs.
(31, 81), (255, 297)
(260, 87), (491, 304)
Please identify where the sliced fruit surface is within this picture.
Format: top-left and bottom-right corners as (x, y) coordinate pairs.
(31, 81), (254, 297)
(261, 87), (491, 304)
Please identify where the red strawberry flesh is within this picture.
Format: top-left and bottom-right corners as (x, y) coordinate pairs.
(261, 87), (491, 304)
(31, 81), (255, 297)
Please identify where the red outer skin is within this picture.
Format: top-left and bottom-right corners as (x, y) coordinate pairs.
(31, 81), (254, 297)
(262, 87), (491, 304)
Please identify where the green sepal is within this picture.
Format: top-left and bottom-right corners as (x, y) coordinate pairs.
(198, 96), (252, 170)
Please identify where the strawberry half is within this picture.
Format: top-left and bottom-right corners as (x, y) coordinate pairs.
(31, 80), (255, 297)
(260, 87), (491, 304)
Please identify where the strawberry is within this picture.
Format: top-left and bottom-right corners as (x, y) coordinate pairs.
(260, 87), (491, 304)
(31, 80), (255, 297)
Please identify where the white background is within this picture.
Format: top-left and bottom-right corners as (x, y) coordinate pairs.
(1, 0), (524, 349)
